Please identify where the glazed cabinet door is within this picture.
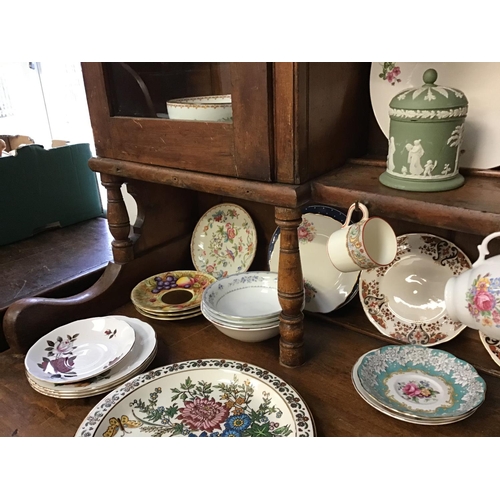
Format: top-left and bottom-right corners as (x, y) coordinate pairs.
(81, 62), (273, 182)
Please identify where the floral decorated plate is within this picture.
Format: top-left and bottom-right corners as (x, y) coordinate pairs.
(25, 316), (157, 398)
(131, 270), (215, 314)
(133, 305), (202, 321)
(76, 359), (315, 437)
(351, 351), (479, 425)
(357, 345), (486, 419)
(191, 203), (257, 279)
(25, 317), (136, 384)
(479, 331), (500, 368)
(359, 233), (471, 345)
(370, 62), (500, 170)
(268, 205), (359, 313)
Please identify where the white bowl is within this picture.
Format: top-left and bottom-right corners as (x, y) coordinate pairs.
(201, 302), (279, 328)
(166, 94), (232, 122)
(205, 312), (280, 343)
(202, 271), (281, 322)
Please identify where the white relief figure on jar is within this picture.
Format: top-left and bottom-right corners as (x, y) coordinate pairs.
(441, 164), (451, 176)
(423, 160), (437, 176)
(447, 124), (465, 174)
(387, 136), (396, 172)
(405, 139), (425, 175)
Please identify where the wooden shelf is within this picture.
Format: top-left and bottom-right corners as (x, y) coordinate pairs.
(312, 161), (500, 236)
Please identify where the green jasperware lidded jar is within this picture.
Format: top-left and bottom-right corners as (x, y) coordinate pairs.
(379, 68), (468, 192)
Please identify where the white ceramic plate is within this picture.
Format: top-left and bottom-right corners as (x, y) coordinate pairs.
(191, 203), (257, 279)
(370, 62), (500, 170)
(25, 317), (136, 384)
(479, 331), (500, 368)
(25, 315), (156, 395)
(76, 359), (315, 437)
(359, 233), (471, 346)
(357, 345), (486, 419)
(268, 205), (359, 313)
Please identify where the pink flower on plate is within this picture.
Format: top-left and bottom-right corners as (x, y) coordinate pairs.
(402, 382), (421, 398)
(206, 265), (215, 274)
(297, 226), (309, 240)
(227, 227), (236, 240)
(39, 356), (76, 374)
(474, 291), (496, 311)
(177, 397), (229, 432)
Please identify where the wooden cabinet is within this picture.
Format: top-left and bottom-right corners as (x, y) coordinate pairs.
(4, 62), (500, 437)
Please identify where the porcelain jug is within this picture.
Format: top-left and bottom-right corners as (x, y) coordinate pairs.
(445, 231), (500, 340)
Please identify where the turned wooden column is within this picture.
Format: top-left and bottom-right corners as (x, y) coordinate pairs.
(100, 173), (134, 263)
(275, 206), (304, 367)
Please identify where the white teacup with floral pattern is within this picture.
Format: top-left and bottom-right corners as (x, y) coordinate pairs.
(327, 202), (397, 273)
(445, 231), (500, 341)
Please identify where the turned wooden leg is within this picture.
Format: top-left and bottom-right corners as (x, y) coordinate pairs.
(275, 206), (304, 367)
(100, 173), (134, 263)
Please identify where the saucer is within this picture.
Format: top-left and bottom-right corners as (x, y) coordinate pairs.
(479, 331), (500, 368)
(25, 317), (136, 384)
(359, 233), (471, 345)
(357, 345), (486, 419)
(268, 205), (359, 313)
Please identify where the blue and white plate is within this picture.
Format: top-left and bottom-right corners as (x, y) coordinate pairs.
(268, 205), (359, 314)
(357, 345), (486, 419)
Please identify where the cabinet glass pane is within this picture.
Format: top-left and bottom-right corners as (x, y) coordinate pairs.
(104, 62), (232, 121)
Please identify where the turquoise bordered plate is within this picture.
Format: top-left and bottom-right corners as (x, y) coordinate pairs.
(357, 345), (486, 419)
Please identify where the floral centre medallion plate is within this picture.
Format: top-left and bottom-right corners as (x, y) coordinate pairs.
(191, 203), (257, 279)
(268, 205), (359, 313)
(76, 359), (315, 437)
(357, 345), (486, 419)
(25, 317), (136, 384)
(131, 270), (215, 313)
(359, 233), (471, 345)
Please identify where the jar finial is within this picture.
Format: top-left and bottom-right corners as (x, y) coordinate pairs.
(423, 68), (438, 86)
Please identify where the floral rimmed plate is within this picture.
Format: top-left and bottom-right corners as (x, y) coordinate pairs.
(268, 205), (359, 313)
(357, 345), (486, 419)
(351, 351), (480, 425)
(479, 331), (500, 368)
(359, 233), (471, 345)
(133, 305), (202, 321)
(131, 270), (215, 314)
(75, 359), (315, 437)
(25, 317), (136, 384)
(191, 203), (257, 279)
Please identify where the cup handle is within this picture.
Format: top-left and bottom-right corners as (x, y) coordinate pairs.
(342, 202), (369, 228)
(473, 231), (500, 268)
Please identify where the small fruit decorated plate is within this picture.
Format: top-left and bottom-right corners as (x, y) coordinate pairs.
(131, 270), (216, 313)
(25, 317), (136, 384)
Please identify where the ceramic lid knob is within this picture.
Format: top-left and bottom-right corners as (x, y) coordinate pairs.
(422, 68), (438, 86)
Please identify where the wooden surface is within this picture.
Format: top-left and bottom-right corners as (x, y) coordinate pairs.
(312, 162), (500, 236)
(2, 302), (500, 437)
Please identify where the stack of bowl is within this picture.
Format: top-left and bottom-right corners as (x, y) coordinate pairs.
(201, 271), (281, 342)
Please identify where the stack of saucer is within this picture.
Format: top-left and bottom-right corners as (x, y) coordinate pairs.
(352, 345), (486, 425)
(131, 270), (215, 320)
(25, 316), (157, 399)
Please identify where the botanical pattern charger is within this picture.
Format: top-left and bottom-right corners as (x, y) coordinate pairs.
(76, 359), (315, 437)
(359, 233), (471, 345)
(191, 203), (257, 280)
(268, 205), (359, 313)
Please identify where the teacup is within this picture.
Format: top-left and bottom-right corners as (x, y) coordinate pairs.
(327, 202), (397, 273)
(445, 231), (500, 341)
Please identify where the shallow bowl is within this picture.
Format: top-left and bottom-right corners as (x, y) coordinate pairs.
(205, 313), (280, 342)
(166, 94), (232, 122)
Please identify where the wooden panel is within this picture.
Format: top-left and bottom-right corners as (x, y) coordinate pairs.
(312, 162), (500, 236)
(231, 63), (273, 181)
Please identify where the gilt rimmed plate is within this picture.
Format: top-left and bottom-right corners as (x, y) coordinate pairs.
(25, 317), (136, 384)
(25, 315), (156, 397)
(359, 233), (471, 345)
(370, 62), (500, 170)
(191, 203), (257, 279)
(131, 270), (215, 314)
(134, 305), (202, 321)
(357, 345), (486, 419)
(76, 359), (315, 437)
(479, 331), (500, 368)
(351, 351), (480, 425)
(268, 205), (359, 313)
